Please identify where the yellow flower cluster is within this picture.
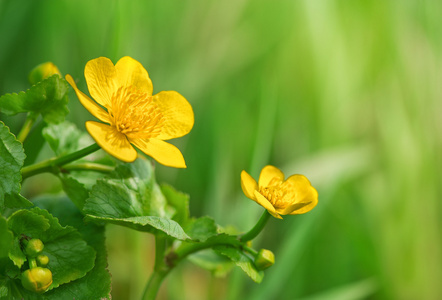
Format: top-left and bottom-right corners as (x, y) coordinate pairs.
(67, 57), (318, 218)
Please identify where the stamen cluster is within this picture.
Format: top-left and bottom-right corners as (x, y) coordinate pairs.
(108, 86), (164, 139)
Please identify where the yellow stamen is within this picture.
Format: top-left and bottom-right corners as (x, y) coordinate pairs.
(259, 178), (295, 209)
(107, 86), (164, 139)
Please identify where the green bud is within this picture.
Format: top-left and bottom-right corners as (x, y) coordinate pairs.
(25, 239), (44, 257)
(28, 62), (61, 85)
(36, 254), (49, 267)
(21, 267), (53, 293)
(254, 249), (275, 270)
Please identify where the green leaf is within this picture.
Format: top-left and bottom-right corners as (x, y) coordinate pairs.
(58, 175), (89, 211)
(87, 214), (190, 240)
(0, 281), (7, 298)
(185, 216), (218, 242)
(0, 218), (13, 258)
(4, 193), (33, 213)
(7, 209), (50, 237)
(84, 158), (188, 239)
(161, 184), (190, 226)
(213, 245), (264, 283)
(28, 207), (96, 290)
(7, 238), (27, 269)
(0, 75), (69, 124)
(42, 121), (90, 156)
(187, 249), (234, 277)
(0, 278), (43, 300)
(34, 196), (111, 300)
(0, 121), (31, 213)
(23, 121), (46, 166)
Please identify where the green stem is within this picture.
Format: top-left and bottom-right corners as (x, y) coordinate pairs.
(142, 236), (243, 300)
(17, 112), (38, 143)
(240, 210), (271, 242)
(28, 258), (38, 269)
(242, 245), (258, 257)
(174, 239), (239, 260)
(62, 162), (114, 174)
(141, 212), (271, 299)
(21, 143), (101, 180)
(142, 236), (168, 300)
(142, 270), (168, 300)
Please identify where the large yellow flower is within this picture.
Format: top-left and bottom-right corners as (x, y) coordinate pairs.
(241, 165), (318, 219)
(65, 57), (193, 168)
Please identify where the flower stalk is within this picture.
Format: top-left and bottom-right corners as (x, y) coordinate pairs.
(141, 209), (274, 299)
(142, 236), (169, 300)
(21, 143), (101, 180)
(62, 162), (114, 174)
(240, 210), (271, 242)
(17, 112), (38, 143)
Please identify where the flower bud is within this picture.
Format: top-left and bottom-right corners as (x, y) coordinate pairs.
(21, 267), (53, 293)
(254, 249), (275, 270)
(25, 239), (44, 257)
(28, 62), (61, 85)
(36, 254), (49, 267)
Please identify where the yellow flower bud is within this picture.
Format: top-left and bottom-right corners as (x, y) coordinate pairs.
(25, 239), (44, 257)
(21, 267), (53, 293)
(254, 249), (275, 270)
(36, 254), (49, 267)
(28, 62), (61, 85)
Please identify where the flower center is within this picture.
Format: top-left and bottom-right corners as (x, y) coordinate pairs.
(107, 86), (164, 139)
(259, 178), (294, 209)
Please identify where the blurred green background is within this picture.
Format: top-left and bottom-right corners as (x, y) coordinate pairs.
(1, 0), (441, 299)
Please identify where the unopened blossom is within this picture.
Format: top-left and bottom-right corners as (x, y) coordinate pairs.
(66, 56), (193, 167)
(241, 165), (318, 219)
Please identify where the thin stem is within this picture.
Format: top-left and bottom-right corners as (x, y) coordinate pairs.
(142, 236), (243, 300)
(242, 245), (258, 257)
(62, 162), (114, 174)
(142, 236), (168, 300)
(17, 112), (38, 143)
(141, 212), (271, 299)
(173, 237), (241, 263)
(240, 210), (271, 242)
(28, 258), (38, 269)
(153, 236), (166, 272)
(142, 271), (168, 300)
(21, 143), (101, 180)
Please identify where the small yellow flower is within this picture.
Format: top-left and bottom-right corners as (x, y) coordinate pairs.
(241, 165), (318, 219)
(66, 57), (193, 167)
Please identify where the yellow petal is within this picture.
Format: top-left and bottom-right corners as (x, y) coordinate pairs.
(286, 174), (313, 201)
(131, 138), (186, 168)
(288, 187), (318, 215)
(65, 75), (110, 123)
(115, 56), (153, 96)
(240, 170), (258, 200)
(85, 121), (137, 162)
(259, 165), (284, 188)
(85, 57), (118, 108)
(152, 91), (194, 140)
(253, 191), (282, 219)
(278, 201), (312, 215)
(285, 174), (319, 215)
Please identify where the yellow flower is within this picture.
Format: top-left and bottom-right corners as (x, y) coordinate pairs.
(241, 165), (318, 219)
(65, 57), (193, 168)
